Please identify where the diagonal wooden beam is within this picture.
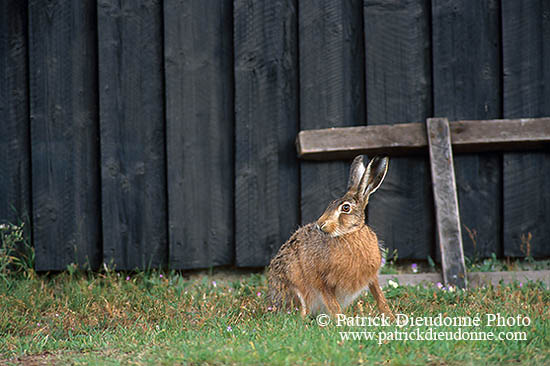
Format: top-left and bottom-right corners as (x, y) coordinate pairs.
(296, 117), (550, 160)
(427, 118), (467, 289)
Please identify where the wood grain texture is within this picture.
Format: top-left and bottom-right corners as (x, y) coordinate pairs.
(98, 0), (167, 270)
(502, 0), (550, 257)
(0, 1), (30, 226)
(364, 0), (433, 259)
(298, 0), (365, 224)
(29, 0), (101, 270)
(164, 0), (234, 269)
(427, 118), (467, 288)
(432, 0), (502, 259)
(297, 118), (550, 159)
(234, 0), (300, 267)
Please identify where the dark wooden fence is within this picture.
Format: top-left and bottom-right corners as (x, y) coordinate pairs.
(1, 0), (549, 271)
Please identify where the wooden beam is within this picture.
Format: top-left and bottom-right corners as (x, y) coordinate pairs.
(379, 270), (550, 288)
(297, 117), (550, 160)
(427, 118), (467, 289)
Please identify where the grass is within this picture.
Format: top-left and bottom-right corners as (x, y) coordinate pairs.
(1, 223), (550, 365)
(1, 269), (549, 365)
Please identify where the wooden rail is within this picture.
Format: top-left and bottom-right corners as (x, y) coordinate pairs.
(379, 270), (550, 288)
(297, 117), (550, 160)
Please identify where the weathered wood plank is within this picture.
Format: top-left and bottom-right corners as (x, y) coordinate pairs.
(364, 0), (433, 260)
(164, 0), (234, 269)
(234, 0), (300, 267)
(467, 270), (550, 288)
(98, 0), (167, 270)
(380, 270), (550, 288)
(297, 123), (428, 159)
(0, 1), (30, 227)
(298, 0), (365, 224)
(379, 273), (443, 287)
(426, 118), (467, 288)
(432, 0), (502, 259)
(297, 118), (550, 159)
(29, 0), (101, 271)
(502, 0), (550, 257)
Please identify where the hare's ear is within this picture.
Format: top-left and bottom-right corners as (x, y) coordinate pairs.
(347, 155), (366, 192)
(357, 156), (389, 206)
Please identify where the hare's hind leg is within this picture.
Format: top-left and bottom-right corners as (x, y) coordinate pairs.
(368, 278), (394, 321)
(293, 288), (309, 317)
(319, 287), (342, 318)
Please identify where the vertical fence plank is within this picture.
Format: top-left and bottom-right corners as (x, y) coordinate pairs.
(0, 1), (30, 227)
(164, 0), (234, 269)
(502, 0), (550, 257)
(98, 0), (167, 269)
(234, 0), (299, 267)
(299, 0), (365, 224)
(432, 0), (502, 259)
(364, 0), (433, 259)
(29, 0), (101, 270)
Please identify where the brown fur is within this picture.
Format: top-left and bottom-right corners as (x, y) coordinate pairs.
(267, 156), (394, 319)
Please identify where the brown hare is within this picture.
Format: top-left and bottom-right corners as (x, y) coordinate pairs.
(268, 155), (394, 319)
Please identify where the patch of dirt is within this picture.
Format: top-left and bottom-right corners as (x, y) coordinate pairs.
(181, 266), (264, 284)
(0, 352), (58, 366)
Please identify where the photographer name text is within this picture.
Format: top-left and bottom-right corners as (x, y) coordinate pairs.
(334, 313), (531, 328)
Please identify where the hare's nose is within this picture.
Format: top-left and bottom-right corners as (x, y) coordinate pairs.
(316, 222), (328, 233)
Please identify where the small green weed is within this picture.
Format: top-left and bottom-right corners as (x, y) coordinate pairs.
(0, 222), (34, 285)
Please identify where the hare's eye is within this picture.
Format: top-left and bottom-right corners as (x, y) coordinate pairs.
(341, 203), (351, 213)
